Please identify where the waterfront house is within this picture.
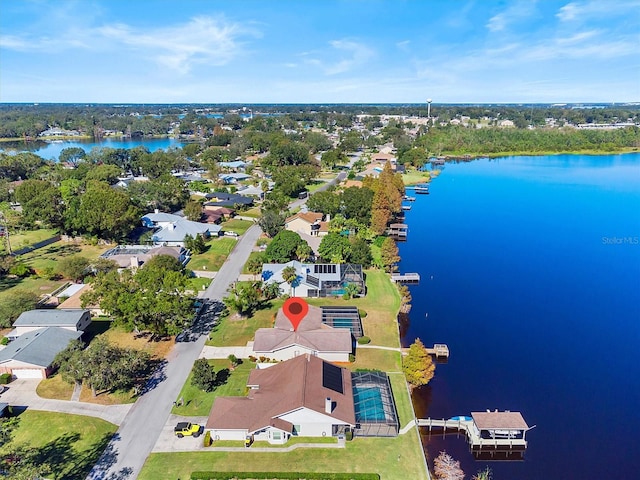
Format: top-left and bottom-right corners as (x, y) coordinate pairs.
(205, 354), (356, 444)
(261, 261), (365, 298)
(284, 211), (327, 237)
(252, 303), (353, 362)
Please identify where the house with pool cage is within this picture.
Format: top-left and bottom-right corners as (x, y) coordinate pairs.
(261, 261), (365, 298)
(252, 303), (363, 362)
(205, 354), (399, 444)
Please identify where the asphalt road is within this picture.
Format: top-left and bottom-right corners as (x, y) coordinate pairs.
(87, 224), (263, 480)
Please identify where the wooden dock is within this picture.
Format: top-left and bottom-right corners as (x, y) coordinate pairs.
(391, 272), (420, 284)
(425, 343), (449, 357)
(388, 223), (408, 238)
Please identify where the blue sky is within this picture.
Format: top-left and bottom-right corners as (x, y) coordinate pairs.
(1, 0), (638, 103)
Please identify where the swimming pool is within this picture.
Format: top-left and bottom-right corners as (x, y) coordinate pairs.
(353, 386), (386, 422)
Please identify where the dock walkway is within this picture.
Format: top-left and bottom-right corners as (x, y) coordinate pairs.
(416, 417), (528, 450)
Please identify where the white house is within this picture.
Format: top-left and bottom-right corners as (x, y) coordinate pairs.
(9, 309), (91, 339)
(141, 212), (222, 247)
(206, 354), (355, 444)
(252, 304), (352, 362)
(261, 261), (365, 298)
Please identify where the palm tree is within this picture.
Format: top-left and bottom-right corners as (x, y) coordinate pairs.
(281, 265), (298, 296)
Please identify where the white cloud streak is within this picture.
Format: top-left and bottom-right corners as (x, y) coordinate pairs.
(486, 0), (538, 32)
(556, 0), (640, 22)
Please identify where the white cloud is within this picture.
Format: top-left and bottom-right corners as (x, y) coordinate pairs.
(1, 15), (258, 74)
(97, 16), (257, 74)
(556, 1), (640, 22)
(487, 0), (538, 32)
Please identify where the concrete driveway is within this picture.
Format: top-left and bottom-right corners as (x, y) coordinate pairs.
(200, 342), (254, 359)
(151, 415), (209, 453)
(0, 379), (132, 426)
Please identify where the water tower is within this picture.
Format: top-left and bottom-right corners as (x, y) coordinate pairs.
(426, 98), (432, 119)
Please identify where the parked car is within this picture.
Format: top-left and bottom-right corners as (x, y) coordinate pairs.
(174, 422), (203, 438)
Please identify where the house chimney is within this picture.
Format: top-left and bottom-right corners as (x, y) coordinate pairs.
(130, 256), (139, 269)
(154, 208), (159, 214)
(325, 397), (332, 414)
(325, 214), (330, 222)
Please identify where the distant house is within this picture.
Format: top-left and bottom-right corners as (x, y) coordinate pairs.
(261, 261), (365, 298)
(9, 309), (91, 340)
(56, 285), (104, 316)
(218, 160), (248, 171)
(100, 244), (188, 268)
(284, 212), (328, 237)
(114, 176), (149, 188)
(252, 303), (354, 362)
(204, 192), (254, 207)
(0, 327), (82, 379)
(218, 173), (251, 184)
(141, 212), (221, 247)
(206, 354), (356, 443)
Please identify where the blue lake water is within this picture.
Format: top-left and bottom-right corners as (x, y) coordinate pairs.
(0, 137), (186, 161)
(398, 154), (640, 479)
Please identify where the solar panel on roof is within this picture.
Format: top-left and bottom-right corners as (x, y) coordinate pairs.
(322, 361), (343, 394)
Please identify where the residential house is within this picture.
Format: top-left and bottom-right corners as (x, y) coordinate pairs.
(218, 160), (248, 171)
(203, 192), (254, 207)
(56, 285), (105, 316)
(0, 327), (82, 379)
(141, 212), (222, 247)
(206, 354), (356, 443)
(261, 261), (365, 298)
(9, 309), (91, 339)
(284, 212), (328, 237)
(252, 303), (353, 362)
(100, 244), (188, 268)
(218, 173), (251, 184)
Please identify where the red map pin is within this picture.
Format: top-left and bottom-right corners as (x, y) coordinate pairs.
(283, 297), (309, 331)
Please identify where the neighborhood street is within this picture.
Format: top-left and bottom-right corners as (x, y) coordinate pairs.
(87, 224), (263, 480)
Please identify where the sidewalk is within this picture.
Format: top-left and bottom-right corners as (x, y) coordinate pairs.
(0, 379), (132, 426)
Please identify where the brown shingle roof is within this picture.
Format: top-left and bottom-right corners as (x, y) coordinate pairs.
(206, 355), (355, 432)
(472, 411), (529, 430)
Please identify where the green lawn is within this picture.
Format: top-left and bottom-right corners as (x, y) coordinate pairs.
(388, 372), (414, 428)
(206, 299), (282, 347)
(349, 348), (401, 372)
(307, 269), (401, 348)
(221, 218), (253, 235)
(0, 227), (58, 254)
(240, 207), (261, 218)
(139, 434), (427, 480)
(401, 169), (433, 186)
(171, 359), (254, 416)
(242, 251), (267, 275)
(187, 276), (211, 293)
(0, 410), (117, 480)
(188, 237), (237, 271)
(16, 241), (112, 274)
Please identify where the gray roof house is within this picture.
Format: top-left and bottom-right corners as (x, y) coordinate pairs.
(141, 212), (222, 247)
(261, 261), (365, 298)
(203, 192), (254, 207)
(0, 327), (82, 379)
(252, 304), (353, 362)
(10, 309), (91, 339)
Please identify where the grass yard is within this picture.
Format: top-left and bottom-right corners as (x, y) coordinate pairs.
(242, 251), (267, 275)
(36, 374), (75, 400)
(187, 276), (211, 293)
(206, 299), (282, 347)
(401, 169), (433, 185)
(240, 207), (261, 218)
(171, 359), (255, 416)
(0, 276), (67, 304)
(16, 241), (113, 274)
(139, 434), (427, 480)
(307, 269), (401, 348)
(188, 237), (237, 271)
(0, 410), (117, 480)
(348, 348), (401, 373)
(0, 227), (58, 254)
(221, 218), (253, 235)
(388, 372), (414, 428)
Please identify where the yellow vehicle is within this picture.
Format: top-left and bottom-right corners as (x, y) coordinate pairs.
(174, 422), (203, 438)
